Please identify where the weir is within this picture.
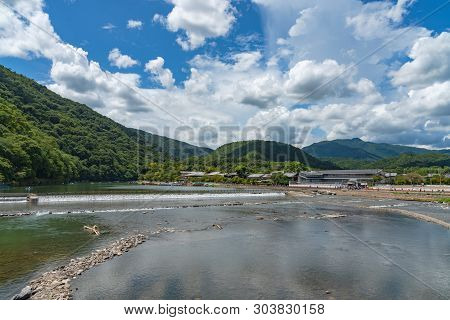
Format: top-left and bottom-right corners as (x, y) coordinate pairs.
(0, 193), (39, 203)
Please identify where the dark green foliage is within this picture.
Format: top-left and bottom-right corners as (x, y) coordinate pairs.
(0, 98), (79, 184)
(305, 138), (450, 179)
(271, 172), (290, 186)
(304, 138), (443, 160)
(304, 139), (381, 160)
(141, 141), (334, 183)
(234, 164), (248, 178)
(204, 140), (336, 170)
(324, 158), (373, 170)
(329, 153), (450, 170)
(0, 65), (210, 184)
(140, 141), (328, 183)
(372, 153), (450, 170)
(140, 160), (306, 184)
(124, 128), (212, 159)
(394, 173), (425, 185)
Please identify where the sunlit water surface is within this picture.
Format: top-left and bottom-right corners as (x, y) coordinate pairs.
(0, 184), (449, 299)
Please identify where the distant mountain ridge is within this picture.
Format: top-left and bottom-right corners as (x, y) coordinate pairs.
(303, 138), (448, 161)
(206, 140), (337, 169)
(2, 64), (449, 185)
(372, 153), (450, 169)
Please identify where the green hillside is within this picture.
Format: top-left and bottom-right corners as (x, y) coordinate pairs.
(0, 98), (79, 183)
(329, 153), (450, 171)
(304, 138), (435, 160)
(141, 140), (336, 182)
(204, 140), (337, 169)
(4, 64), (448, 185)
(373, 153), (450, 170)
(0, 65), (210, 184)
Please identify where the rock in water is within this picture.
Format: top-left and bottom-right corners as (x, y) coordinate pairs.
(12, 286), (32, 300)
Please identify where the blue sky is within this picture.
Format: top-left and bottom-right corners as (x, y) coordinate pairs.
(1, 0), (265, 86)
(0, 0), (449, 149)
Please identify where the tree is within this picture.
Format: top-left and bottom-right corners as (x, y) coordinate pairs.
(234, 165), (248, 178)
(405, 172), (424, 185)
(271, 173), (290, 186)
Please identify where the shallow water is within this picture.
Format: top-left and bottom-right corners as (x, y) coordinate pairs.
(0, 184), (286, 298)
(0, 213), (119, 298)
(0, 183), (256, 195)
(70, 203), (450, 300)
(0, 185), (449, 300)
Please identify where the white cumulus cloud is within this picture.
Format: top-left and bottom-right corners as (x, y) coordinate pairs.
(156, 0), (236, 50)
(1, 0), (450, 149)
(288, 7), (317, 37)
(391, 32), (450, 89)
(144, 57), (175, 89)
(108, 48), (139, 69)
(346, 0), (415, 40)
(284, 59), (379, 102)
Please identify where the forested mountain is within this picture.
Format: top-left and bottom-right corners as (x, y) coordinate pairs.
(303, 138), (440, 160)
(140, 140), (337, 182)
(0, 65), (210, 184)
(204, 140), (337, 169)
(372, 153), (450, 170)
(3, 64), (448, 185)
(304, 138), (450, 171)
(329, 153), (450, 171)
(0, 98), (79, 183)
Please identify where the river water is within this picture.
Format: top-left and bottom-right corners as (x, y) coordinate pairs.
(0, 184), (449, 299)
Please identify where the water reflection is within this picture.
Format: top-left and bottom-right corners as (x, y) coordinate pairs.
(1, 188), (449, 300)
(72, 205), (449, 300)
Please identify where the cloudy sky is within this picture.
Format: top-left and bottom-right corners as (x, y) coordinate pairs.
(0, 0), (449, 149)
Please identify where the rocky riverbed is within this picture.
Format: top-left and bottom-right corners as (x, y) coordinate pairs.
(13, 233), (150, 300)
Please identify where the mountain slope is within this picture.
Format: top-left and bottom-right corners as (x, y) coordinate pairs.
(372, 153), (450, 169)
(329, 153), (450, 170)
(206, 140), (337, 169)
(304, 138), (445, 160)
(0, 98), (79, 183)
(0, 65), (211, 183)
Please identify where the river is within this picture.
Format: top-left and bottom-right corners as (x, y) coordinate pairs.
(0, 183), (449, 299)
